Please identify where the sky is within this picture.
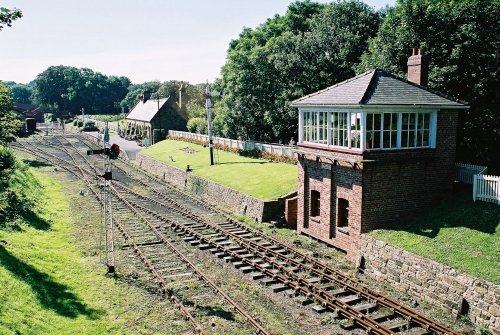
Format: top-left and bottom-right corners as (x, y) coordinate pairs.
(0, 0), (393, 85)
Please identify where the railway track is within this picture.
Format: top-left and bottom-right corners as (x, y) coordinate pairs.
(12, 137), (270, 335)
(12, 135), (460, 335)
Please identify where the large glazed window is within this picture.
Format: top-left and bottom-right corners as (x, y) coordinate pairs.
(302, 110), (361, 149)
(300, 110), (434, 151)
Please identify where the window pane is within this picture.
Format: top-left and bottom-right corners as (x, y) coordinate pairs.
(374, 114), (381, 131)
(373, 131), (381, 148)
(383, 130), (391, 148)
(350, 112), (361, 148)
(422, 130), (429, 146)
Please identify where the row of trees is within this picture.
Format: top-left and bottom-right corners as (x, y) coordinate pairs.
(213, 0), (499, 164)
(9, 69), (206, 124)
(33, 66), (131, 115)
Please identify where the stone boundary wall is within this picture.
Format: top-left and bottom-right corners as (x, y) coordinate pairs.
(360, 235), (500, 333)
(136, 153), (285, 223)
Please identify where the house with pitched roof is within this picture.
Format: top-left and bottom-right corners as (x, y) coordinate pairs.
(124, 91), (187, 145)
(291, 48), (467, 259)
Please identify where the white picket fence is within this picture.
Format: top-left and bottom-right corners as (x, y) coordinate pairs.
(473, 174), (500, 205)
(169, 130), (297, 158)
(455, 163), (487, 184)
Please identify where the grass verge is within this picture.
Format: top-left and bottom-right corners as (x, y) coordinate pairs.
(370, 191), (500, 284)
(0, 159), (189, 335)
(141, 139), (297, 200)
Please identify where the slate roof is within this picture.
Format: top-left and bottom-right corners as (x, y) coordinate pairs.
(126, 97), (169, 122)
(291, 69), (466, 108)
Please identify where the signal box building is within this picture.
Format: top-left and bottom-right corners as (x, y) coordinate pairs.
(124, 91), (187, 145)
(291, 49), (467, 260)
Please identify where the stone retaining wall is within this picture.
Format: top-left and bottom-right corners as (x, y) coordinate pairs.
(360, 235), (500, 333)
(136, 153), (285, 223)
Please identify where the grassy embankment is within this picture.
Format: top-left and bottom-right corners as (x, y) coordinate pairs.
(142, 139), (297, 200)
(370, 192), (500, 284)
(0, 157), (189, 335)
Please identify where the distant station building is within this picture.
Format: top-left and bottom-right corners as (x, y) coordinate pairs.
(124, 90), (187, 145)
(291, 48), (467, 259)
(13, 103), (45, 123)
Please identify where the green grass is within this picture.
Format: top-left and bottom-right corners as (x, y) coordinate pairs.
(141, 139), (297, 200)
(0, 162), (188, 334)
(370, 192), (500, 284)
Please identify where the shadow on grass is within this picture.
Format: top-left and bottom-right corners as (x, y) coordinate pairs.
(0, 246), (102, 319)
(0, 193), (51, 231)
(383, 191), (499, 238)
(183, 300), (235, 321)
(215, 161), (267, 165)
(21, 159), (52, 168)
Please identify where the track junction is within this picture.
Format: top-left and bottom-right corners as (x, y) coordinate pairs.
(11, 134), (460, 335)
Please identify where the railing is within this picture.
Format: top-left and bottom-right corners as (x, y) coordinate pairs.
(455, 163), (487, 184)
(76, 116), (121, 132)
(473, 174), (500, 205)
(168, 130), (297, 158)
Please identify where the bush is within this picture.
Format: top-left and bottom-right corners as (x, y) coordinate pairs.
(187, 117), (208, 134)
(77, 120), (83, 127)
(73, 120), (78, 126)
(0, 151), (42, 229)
(0, 146), (16, 180)
(83, 121), (98, 131)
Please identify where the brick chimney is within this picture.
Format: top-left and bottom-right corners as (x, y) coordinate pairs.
(141, 90), (151, 103)
(407, 47), (428, 86)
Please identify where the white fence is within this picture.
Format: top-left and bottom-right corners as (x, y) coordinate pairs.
(455, 163), (487, 184)
(473, 174), (500, 205)
(169, 130), (297, 158)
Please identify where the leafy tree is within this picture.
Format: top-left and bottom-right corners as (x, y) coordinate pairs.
(0, 81), (21, 145)
(358, 0), (500, 166)
(120, 81), (161, 110)
(0, 7), (22, 31)
(10, 84), (33, 104)
(187, 117), (208, 134)
(33, 66), (130, 115)
(216, 0), (380, 142)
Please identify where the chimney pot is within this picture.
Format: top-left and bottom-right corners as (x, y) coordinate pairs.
(407, 47), (428, 86)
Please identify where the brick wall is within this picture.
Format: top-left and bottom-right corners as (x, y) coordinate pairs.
(296, 147), (363, 259)
(361, 235), (500, 333)
(295, 110), (459, 259)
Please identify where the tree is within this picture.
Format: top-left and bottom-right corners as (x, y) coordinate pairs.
(120, 81), (161, 110)
(33, 66), (131, 115)
(0, 81), (21, 145)
(216, 0), (380, 142)
(0, 7), (22, 31)
(358, 0), (500, 166)
(10, 84), (33, 104)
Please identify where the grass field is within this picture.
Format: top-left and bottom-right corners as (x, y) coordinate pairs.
(141, 139), (298, 200)
(370, 191), (500, 284)
(0, 161), (189, 335)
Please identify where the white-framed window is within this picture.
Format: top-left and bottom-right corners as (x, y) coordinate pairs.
(331, 111), (349, 147)
(300, 109), (436, 151)
(349, 112), (362, 149)
(366, 111), (433, 150)
(366, 113), (381, 149)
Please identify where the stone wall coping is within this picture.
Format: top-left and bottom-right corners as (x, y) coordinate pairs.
(136, 152), (280, 204)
